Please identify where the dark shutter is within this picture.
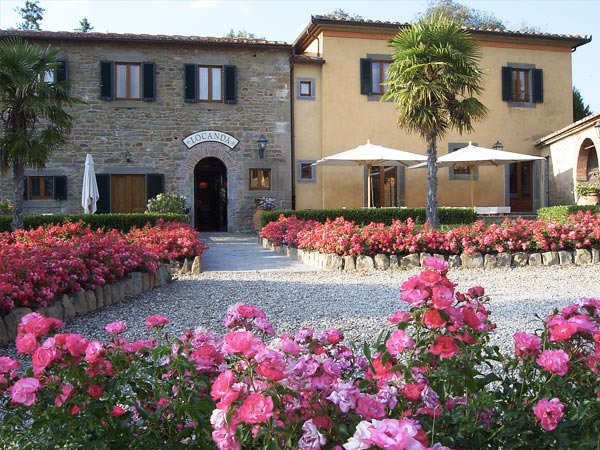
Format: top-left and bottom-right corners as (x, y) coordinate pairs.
(532, 68), (543, 103)
(501, 66), (512, 101)
(95, 174), (110, 213)
(223, 65), (237, 104)
(100, 61), (113, 101)
(142, 62), (156, 102)
(23, 176), (28, 200)
(360, 58), (373, 95)
(146, 173), (164, 201)
(53, 176), (67, 200)
(184, 64), (197, 103)
(56, 59), (68, 82)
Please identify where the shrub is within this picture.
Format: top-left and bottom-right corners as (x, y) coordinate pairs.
(537, 205), (600, 223)
(146, 192), (187, 214)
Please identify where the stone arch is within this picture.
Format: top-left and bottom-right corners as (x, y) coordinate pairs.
(576, 138), (598, 181)
(184, 142), (242, 232)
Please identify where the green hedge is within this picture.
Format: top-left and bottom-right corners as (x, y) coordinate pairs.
(537, 205), (600, 223)
(260, 207), (477, 227)
(0, 213), (187, 233)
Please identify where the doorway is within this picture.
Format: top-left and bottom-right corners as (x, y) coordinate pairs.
(194, 157), (227, 231)
(509, 161), (533, 212)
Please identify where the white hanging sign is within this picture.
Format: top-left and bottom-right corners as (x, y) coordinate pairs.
(183, 130), (239, 149)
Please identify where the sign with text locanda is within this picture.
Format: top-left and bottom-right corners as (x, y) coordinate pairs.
(183, 130), (239, 149)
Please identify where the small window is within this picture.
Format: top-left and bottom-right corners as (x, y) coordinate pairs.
(24, 175), (67, 200)
(502, 65), (543, 105)
(448, 143), (478, 181)
(249, 168), (271, 190)
(184, 64), (237, 104)
(300, 81), (312, 96)
(199, 65), (222, 102)
(297, 160), (316, 183)
(115, 62), (141, 100)
(371, 61), (390, 95)
(296, 77), (315, 100)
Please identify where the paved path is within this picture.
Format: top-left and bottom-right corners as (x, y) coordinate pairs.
(199, 233), (315, 272)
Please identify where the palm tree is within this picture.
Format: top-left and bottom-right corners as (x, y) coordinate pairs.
(0, 37), (78, 229)
(383, 15), (488, 228)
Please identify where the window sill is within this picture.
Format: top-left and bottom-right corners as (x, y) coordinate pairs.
(507, 101), (536, 109)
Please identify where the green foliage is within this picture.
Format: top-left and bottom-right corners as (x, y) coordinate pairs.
(537, 205), (600, 223)
(15, 0), (44, 30)
(0, 213), (187, 233)
(224, 29), (260, 39)
(321, 9), (363, 20)
(146, 192), (187, 214)
(260, 207), (477, 227)
(573, 86), (592, 121)
(0, 198), (12, 215)
(417, 0), (505, 30)
(75, 17), (93, 32)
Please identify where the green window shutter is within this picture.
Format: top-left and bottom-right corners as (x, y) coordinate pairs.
(56, 59), (68, 82)
(146, 173), (164, 201)
(501, 66), (512, 101)
(100, 61), (113, 101)
(23, 176), (28, 200)
(223, 65), (237, 104)
(360, 58), (373, 95)
(142, 62), (156, 102)
(184, 64), (197, 103)
(53, 176), (67, 200)
(532, 69), (543, 103)
(95, 174), (110, 213)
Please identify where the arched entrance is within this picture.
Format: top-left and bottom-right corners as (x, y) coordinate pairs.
(194, 157), (227, 231)
(576, 138), (598, 181)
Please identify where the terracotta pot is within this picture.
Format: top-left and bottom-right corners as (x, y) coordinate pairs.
(253, 208), (265, 231)
(577, 193), (600, 206)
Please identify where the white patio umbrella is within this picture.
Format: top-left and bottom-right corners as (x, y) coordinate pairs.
(314, 140), (427, 207)
(82, 154), (99, 214)
(409, 142), (545, 207)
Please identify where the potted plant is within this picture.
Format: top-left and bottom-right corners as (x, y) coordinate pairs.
(253, 197), (275, 231)
(575, 182), (600, 205)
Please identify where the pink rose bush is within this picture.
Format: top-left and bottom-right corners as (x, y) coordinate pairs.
(260, 211), (600, 257)
(1, 261), (599, 448)
(0, 220), (205, 313)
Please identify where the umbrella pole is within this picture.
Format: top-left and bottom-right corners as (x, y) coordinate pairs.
(367, 166), (372, 208)
(470, 168), (475, 207)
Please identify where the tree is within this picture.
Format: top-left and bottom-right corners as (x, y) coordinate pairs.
(573, 86), (592, 122)
(417, 0), (505, 30)
(225, 29), (258, 39)
(322, 9), (363, 20)
(0, 38), (79, 229)
(383, 15), (488, 228)
(15, 0), (44, 30)
(75, 18), (93, 33)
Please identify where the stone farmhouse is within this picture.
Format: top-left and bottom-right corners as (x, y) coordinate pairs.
(0, 16), (593, 232)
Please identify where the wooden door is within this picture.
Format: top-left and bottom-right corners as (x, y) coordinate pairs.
(111, 174), (146, 213)
(509, 162), (533, 212)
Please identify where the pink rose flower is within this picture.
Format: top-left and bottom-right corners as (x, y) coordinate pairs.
(211, 369), (241, 408)
(429, 335), (459, 359)
(145, 315), (169, 330)
(64, 334), (89, 357)
(84, 340), (105, 363)
(423, 309), (447, 329)
(112, 405), (127, 417)
(239, 393), (274, 424)
(513, 332), (542, 357)
(385, 329), (414, 356)
(356, 396), (386, 420)
(533, 397), (565, 431)
(15, 333), (38, 355)
(32, 346), (57, 376)
(87, 384), (105, 399)
(104, 321), (126, 334)
(367, 419), (426, 450)
(10, 377), (41, 406)
(536, 349), (569, 376)
(431, 285), (454, 310)
(422, 256), (448, 272)
(547, 316), (578, 342)
(222, 331), (259, 356)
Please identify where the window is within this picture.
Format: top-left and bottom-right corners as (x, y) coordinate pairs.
(43, 60), (68, 83)
(448, 143), (478, 181)
(502, 65), (543, 105)
(296, 78), (315, 100)
(360, 57), (391, 96)
(184, 64), (237, 104)
(297, 160), (316, 183)
(100, 61), (155, 102)
(249, 169), (271, 190)
(24, 175), (67, 200)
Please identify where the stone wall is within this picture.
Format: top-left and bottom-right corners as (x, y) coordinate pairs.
(261, 239), (600, 271)
(0, 35), (292, 233)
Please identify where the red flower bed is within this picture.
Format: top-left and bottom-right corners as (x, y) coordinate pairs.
(0, 221), (206, 313)
(262, 212), (600, 257)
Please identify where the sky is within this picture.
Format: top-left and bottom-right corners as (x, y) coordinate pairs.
(0, 0), (598, 111)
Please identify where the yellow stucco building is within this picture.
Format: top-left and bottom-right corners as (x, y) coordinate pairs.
(291, 16), (591, 213)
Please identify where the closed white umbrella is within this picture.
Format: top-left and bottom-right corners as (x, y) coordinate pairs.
(314, 140), (427, 207)
(82, 154), (99, 214)
(409, 142), (545, 207)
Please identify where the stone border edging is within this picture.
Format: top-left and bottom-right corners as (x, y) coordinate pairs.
(260, 238), (600, 271)
(0, 264), (173, 347)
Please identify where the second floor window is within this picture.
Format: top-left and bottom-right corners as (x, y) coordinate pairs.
(360, 57), (391, 96)
(502, 65), (543, 105)
(185, 64), (237, 104)
(116, 63), (141, 100)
